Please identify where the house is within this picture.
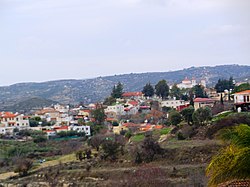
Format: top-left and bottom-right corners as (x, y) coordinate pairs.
(193, 98), (215, 110)
(233, 90), (250, 111)
(35, 107), (71, 126)
(105, 104), (126, 116)
(0, 112), (30, 134)
(161, 99), (188, 110)
(44, 130), (56, 137)
(70, 125), (91, 136)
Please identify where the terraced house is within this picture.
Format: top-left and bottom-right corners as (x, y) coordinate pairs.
(0, 112), (30, 134)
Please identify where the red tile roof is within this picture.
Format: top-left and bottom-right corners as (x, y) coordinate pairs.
(128, 100), (139, 106)
(122, 92), (143, 97)
(123, 123), (139, 127)
(0, 112), (19, 118)
(234, 90), (250, 95)
(54, 126), (69, 130)
(194, 98), (215, 103)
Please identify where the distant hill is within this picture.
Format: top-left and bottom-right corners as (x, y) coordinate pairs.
(0, 64), (249, 109)
(1, 97), (58, 113)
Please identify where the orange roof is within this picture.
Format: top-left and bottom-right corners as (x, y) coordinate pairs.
(128, 100), (139, 106)
(123, 123), (139, 127)
(155, 125), (163, 129)
(54, 126), (69, 130)
(0, 112), (19, 118)
(122, 92), (143, 97)
(234, 90), (250, 95)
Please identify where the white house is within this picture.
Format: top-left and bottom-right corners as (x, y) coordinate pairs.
(0, 112), (30, 134)
(161, 99), (187, 109)
(233, 90), (250, 104)
(233, 90), (250, 111)
(105, 104), (126, 116)
(71, 125), (91, 136)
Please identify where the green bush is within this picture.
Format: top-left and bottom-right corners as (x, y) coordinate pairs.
(131, 134), (145, 142)
(160, 128), (171, 135)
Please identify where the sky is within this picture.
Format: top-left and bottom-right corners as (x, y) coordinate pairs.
(0, 0), (249, 86)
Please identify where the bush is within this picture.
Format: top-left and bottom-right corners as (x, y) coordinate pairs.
(14, 158), (33, 176)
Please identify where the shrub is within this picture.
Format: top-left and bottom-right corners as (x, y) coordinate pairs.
(14, 158), (33, 176)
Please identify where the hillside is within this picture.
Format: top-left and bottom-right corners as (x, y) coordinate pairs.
(1, 97), (58, 113)
(0, 64), (249, 108)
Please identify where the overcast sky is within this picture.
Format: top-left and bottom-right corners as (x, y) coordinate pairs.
(0, 0), (249, 86)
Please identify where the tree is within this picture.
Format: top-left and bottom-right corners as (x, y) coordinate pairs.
(170, 84), (181, 99)
(142, 83), (154, 97)
(206, 124), (250, 186)
(101, 137), (120, 161)
(89, 134), (104, 151)
(193, 85), (207, 98)
(155, 80), (169, 99)
(141, 135), (163, 162)
(169, 111), (182, 126)
(215, 77), (235, 93)
(180, 106), (194, 125)
(111, 82), (123, 98)
(192, 107), (212, 126)
(91, 107), (106, 125)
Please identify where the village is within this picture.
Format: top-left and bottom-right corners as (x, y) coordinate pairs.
(1, 77), (249, 140)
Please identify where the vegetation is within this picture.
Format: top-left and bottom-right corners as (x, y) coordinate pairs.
(215, 77), (234, 93)
(233, 82), (250, 93)
(180, 106), (194, 125)
(155, 80), (169, 99)
(169, 111), (182, 126)
(91, 107), (106, 125)
(131, 134), (145, 142)
(142, 83), (154, 97)
(206, 124), (250, 186)
(170, 84), (181, 100)
(14, 158), (33, 176)
(103, 96), (116, 105)
(192, 85), (207, 98)
(192, 107), (212, 126)
(111, 82), (123, 99)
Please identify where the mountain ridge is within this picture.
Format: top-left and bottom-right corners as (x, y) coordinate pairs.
(0, 64), (249, 111)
